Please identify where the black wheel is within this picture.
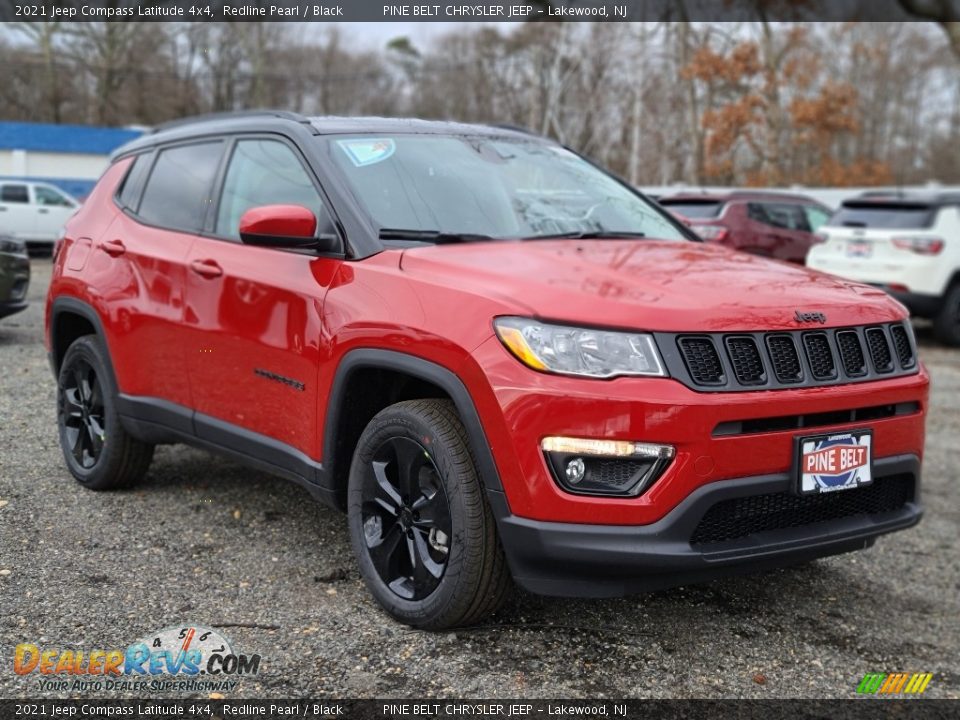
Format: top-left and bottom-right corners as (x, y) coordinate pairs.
(57, 335), (154, 490)
(348, 399), (511, 629)
(933, 284), (960, 347)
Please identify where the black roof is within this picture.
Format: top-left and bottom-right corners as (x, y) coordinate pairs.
(112, 111), (542, 160)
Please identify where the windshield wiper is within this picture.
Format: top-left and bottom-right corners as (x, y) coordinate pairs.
(378, 228), (499, 244)
(521, 230), (647, 241)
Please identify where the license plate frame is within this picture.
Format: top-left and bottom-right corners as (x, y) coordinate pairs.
(794, 429), (873, 496)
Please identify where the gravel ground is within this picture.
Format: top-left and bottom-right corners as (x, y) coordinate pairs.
(1, 259), (957, 700)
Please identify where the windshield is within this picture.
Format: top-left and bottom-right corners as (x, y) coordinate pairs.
(828, 202), (935, 229)
(658, 200), (724, 219)
(323, 135), (688, 242)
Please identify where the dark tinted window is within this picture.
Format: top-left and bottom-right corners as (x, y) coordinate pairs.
(117, 153), (152, 210)
(35, 185), (74, 207)
(747, 202), (811, 232)
(216, 139), (325, 238)
(1, 184), (29, 204)
(658, 200), (723, 218)
(138, 142), (224, 231)
(828, 202), (935, 229)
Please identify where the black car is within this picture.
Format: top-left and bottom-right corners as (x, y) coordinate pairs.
(0, 234), (30, 319)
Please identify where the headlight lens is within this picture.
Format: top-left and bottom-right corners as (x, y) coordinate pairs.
(494, 316), (666, 378)
(0, 237), (26, 255)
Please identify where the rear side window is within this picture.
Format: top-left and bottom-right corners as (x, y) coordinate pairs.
(747, 202), (812, 232)
(216, 139), (326, 238)
(138, 142), (224, 232)
(659, 200), (723, 218)
(1, 184), (29, 203)
(829, 202), (935, 229)
(116, 153), (152, 210)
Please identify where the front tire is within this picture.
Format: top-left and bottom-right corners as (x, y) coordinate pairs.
(933, 284), (960, 346)
(57, 335), (154, 490)
(347, 399), (511, 629)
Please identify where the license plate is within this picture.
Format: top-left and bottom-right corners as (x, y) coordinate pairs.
(846, 240), (872, 258)
(796, 430), (873, 495)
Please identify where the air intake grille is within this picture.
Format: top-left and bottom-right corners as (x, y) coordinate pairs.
(690, 475), (913, 545)
(678, 337), (724, 385)
(890, 325), (915, 369)
(866, 328), (894, 373)
(662, 322), (918, 391)
(836, 331), (867, 377)
(726, 337), (766, 385)
(803, 333), (837, 380)
(766, 335), (803, 383)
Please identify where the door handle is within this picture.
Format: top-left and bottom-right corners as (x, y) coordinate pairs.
(38, 208), (50, 214)
(101, 239), (126, 257)
(190, 259), (223, 279)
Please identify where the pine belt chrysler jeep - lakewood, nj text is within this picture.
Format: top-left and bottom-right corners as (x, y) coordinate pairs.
(45, 113), (928, 629)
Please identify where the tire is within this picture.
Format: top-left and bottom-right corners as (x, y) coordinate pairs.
(347, 399), (511, 630)
(57, 335), (154, 490)
(933, 284), (960, 347)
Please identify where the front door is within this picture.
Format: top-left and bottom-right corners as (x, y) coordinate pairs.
(183, 137), (342, 463)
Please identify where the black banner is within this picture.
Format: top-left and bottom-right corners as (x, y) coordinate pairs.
(1, 699), (958, 720)
(0, 0), (956, 23)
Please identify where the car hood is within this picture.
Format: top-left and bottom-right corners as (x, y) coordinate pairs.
(398, 240), (905, 331)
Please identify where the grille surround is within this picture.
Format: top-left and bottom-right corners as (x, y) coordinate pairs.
(660, 322), (918, 392)
(690, 474), (914, 546)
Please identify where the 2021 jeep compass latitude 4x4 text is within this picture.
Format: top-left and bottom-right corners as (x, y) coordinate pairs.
(46, 113), (928, 629)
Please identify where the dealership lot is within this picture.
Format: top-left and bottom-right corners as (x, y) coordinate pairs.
(1, 260), (957, 699)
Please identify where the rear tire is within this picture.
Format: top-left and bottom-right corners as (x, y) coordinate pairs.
(57, 335), (154, 490)
(933, 284), (960, 347)
(347, 399), (511, 630)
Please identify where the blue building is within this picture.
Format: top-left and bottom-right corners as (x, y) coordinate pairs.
(0, 121), (144, 199)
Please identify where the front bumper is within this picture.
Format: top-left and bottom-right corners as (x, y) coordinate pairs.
(490, 454), (922, 597)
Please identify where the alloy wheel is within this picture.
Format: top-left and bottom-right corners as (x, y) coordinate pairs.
(359, 436), (452, 600)
(60, 359), (106, 470)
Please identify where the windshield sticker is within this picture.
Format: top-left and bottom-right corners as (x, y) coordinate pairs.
(337, 138), (396, 167)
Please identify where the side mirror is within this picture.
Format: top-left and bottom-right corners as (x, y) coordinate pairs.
(238, 205), (340, 253)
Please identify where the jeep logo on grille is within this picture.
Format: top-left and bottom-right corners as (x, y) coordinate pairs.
(794, 310), (827, 324)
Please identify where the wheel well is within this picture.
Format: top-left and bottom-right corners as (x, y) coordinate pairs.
(52, 311), (96, 374)
(328, 367), (450, 509)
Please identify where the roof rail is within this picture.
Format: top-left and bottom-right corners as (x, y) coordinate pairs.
(152, 110), (312, 134)
(486, 123), (541, 137)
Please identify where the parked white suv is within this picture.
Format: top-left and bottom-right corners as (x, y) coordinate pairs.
(0, 180), (80, 251)
(808, 193), (960, 345)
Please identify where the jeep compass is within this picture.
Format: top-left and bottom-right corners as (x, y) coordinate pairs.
(46, 112), (927, 629)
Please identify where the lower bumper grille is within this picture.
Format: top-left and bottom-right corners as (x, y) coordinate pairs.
(690, 474), (914, 545)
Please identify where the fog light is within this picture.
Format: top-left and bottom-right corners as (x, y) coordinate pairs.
(565, 457), (586, 484)
(541, 436), (675, 497)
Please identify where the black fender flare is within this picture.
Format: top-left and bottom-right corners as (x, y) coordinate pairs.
(322, 348), (504, 495)
(49, 297), (117, 385)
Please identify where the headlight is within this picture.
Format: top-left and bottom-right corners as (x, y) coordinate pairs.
(494, 316), (666, 378)
(0, 237), (26, 255)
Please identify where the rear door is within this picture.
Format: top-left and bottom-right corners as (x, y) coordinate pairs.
(0, 183), (35, 240)
(103, 141), (225, 410)
(183, 136), (342, 462)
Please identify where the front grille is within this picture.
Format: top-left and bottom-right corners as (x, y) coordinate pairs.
(678, 337), (724, 385)
(588, 459), (647, 488)
(665, 322), (918, 391)
(890, 325), (915, 369)
(836, 330), (867, 377)
(866, 328), (894, 373)
(725, 336), (765, 385)
(803, 333), (837, 380)
(712, 401), (921, 437)
(766, 335), (803, 383)
(690, 474), (914, 545)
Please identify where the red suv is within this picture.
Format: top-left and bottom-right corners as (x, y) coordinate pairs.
(659, 191), (832, 264)
(46, 113), (927, 629)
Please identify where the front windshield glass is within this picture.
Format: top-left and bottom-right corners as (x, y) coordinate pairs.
(323, 134), (688, 241)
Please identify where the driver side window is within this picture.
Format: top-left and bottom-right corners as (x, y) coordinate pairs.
(216, 139), (326, 239)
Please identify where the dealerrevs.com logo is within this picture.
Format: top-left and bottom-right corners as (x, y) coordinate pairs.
(14, 625), (261, 693)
